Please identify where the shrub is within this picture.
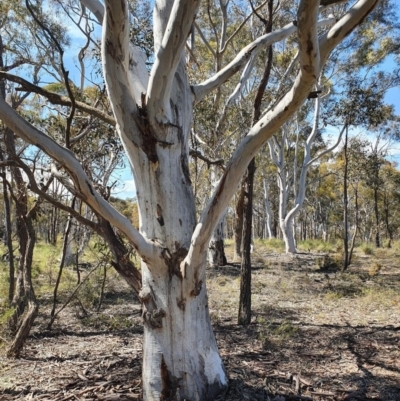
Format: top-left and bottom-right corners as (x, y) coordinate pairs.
(360, 243), (374, 255)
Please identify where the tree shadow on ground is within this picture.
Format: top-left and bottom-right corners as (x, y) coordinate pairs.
(214, 314), (400, 401)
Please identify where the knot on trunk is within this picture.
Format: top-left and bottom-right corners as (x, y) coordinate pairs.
(190, 279), (203, 297)
(143, 308), (166, 328)
(161, 245), (188, 280)
(140, 287), (166, 328)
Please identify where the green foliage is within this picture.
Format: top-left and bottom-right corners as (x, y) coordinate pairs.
(109, 197), (137, 221)
(360, 243), (375, 255)
(329, 75), (396, 128)
(32, 242), (60, 279)
(316, 254), (341, 271)
(256, 238), (285, 252)
(257, 317), (299, 346)
(0, 306), (15, 327)
(298, 239), (339, 253)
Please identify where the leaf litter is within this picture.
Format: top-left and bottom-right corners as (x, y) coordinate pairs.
(1, 250), (399, 400)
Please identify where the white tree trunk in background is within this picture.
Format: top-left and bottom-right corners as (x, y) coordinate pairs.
(269, 94), (345, 254)
(0, 0), (379, 399)
(263, 179), (274, 239)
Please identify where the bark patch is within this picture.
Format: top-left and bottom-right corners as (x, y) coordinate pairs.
(176, 297), (186, 311)
(142, 308), (166, 329)
(140, 287), (166, 328)
(133, 96), (159, 163)
(162, 246), (188, 280)
(160, 355), (180, 400)
(190, 280), (203, 297)
(156, 204), (164, 226)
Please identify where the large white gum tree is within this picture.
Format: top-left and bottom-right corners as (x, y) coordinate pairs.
(0, 0), (380, 399)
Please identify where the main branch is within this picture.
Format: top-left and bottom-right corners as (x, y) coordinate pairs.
(147, 0), (200, 124)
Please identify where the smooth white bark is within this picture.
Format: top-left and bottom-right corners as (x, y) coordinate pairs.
(147, 0), (200, 124)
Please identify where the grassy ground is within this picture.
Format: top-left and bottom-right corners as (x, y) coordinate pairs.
(0, 239), (399, 400)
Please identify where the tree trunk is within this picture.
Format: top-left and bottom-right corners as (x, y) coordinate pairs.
(281, 219), (297, 253)
(348, 185), (358, 266)
(130, 112), (227, 399)
(49, 200), (75, 329)
(234, 187), (245, 261)
(238, 158), (255, 325)
(374, 186), (380, 248)
(342, 126), (349, 271)
(383, 192), (393, 248)
(141, 259), (226, 400)
(263, 179), (274, 239)
(1, 167), (15, 303)
(7, 212), (38, 358)
(0, 34), (15, 304)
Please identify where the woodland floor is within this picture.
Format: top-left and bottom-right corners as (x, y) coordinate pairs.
(1, 245), (400, 401)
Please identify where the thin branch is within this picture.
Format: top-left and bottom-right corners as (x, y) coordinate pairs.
(15, 159), (98, 231)
(192, 17), (335, 103)
(194, 21), (216, 58)
(220, 0), (269, 54)
(26, 0), (76, 148)
(0, 71), (116, 126)
(189, 149), (225, 169)
(4, 59), (32, 72)
(307, 124), (346, 167)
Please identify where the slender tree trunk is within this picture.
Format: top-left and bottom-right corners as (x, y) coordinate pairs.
(0, 34), (15, 304)
(238, 0), (273, 325)
(4, 125), (29, 335)
(383, 192), (393, 248)
(234, 187), (245, 261)
(238, 158), (255, 325)
(342, 126), (349, 271)
(1, 167), (15, 303)
(7, 213), (38, 358)
(348, 185), (358, 266)
(374, 186), (380, 248)
(263, 179), (274, 239)
(49, 199), (75, 329)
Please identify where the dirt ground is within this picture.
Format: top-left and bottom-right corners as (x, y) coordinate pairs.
(1, 248), (399, 401)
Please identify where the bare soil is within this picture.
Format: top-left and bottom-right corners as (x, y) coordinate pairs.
(1, 248), (399, 401)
